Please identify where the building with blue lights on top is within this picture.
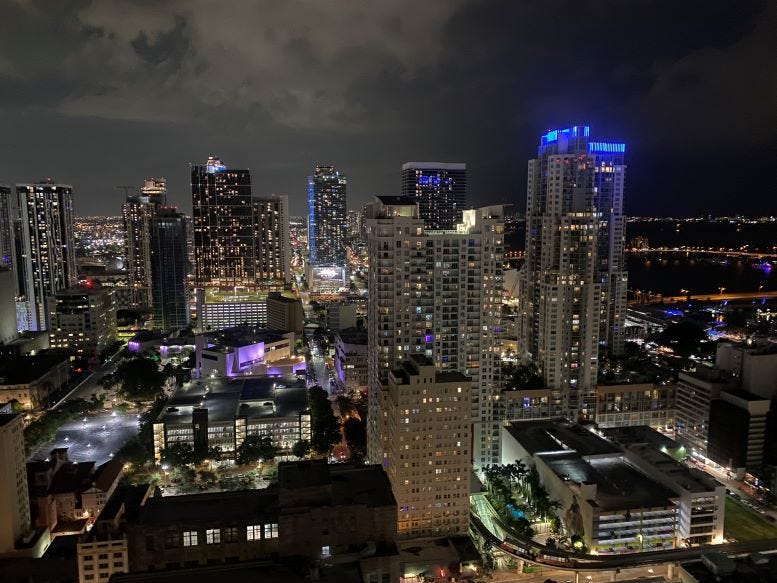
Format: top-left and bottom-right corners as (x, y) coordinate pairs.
(519, 125), (628, 421)
(401, 162), (466, 230)
(308, 165), (347, 267)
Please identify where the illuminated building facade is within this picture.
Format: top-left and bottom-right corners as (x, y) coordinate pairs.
(48, 284), (117, 362)
(401, 162), (466, 230)
(366, 197), (504, 468)
(150, 207), (189, 331)
(384, 357), (471, 538)
(252, 194), (291, 285)
(15, 181), (77, 331)
(0, 185), (13, 268)
(519, 125), (627, 420)
(122, 178), (166, 307)
(192, 157), (254, 287)
(308, 165), (347, 266)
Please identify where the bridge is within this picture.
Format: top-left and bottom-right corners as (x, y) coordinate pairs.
(469, 493), (777, 573)
(628, 247), (777, 260)
(648, 291), (777, 304)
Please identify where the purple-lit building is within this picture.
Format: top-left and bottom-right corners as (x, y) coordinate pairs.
(194, 327), (304, 379)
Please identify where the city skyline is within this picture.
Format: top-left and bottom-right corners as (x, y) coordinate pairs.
(1, 2), (775, 218)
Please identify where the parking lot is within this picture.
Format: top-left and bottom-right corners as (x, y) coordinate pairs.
(28, 412), (140, 464)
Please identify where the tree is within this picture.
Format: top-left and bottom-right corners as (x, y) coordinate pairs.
(308, 386), (341, 454)
(343, 417), (367, 457)
(161, 442), (196, 467)
(292, 439), (311, 459)
(658, 321), (707, 357)
(115, 357), (166, 399)
(236, 435), (278, 465)
(503, 363), (544, 390)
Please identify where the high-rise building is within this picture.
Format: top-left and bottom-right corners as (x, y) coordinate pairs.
(384, 356), (471, 538)
(401, 162), (467, 230)
(0, 185), (13, 268)
(192, 157), (254, 287)
(122, 178), (166, 307)
(0, 412), (32, 554)
(48, 283), (117, 362)
(150, 207), (189, 331)
(253, 194), (290, 285)
(519, 125), (627, 420)
(15, 181), (77, 331)
(366, 196), (504, 468)
(308, 165), (347, 266)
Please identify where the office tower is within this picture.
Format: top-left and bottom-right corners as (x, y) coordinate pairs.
(0, 413), (32, 554)
(192, 156), (254, 287)
(253, 194), (291, 285)
(519, 125), (627, 420)
(307, 165), (347, 266)
(123, 178), (166, 307)
(15, 181), (77, 331)
(0, 185), (13, 268)
(48, 283), (117, 362)
(150, 208), (190, 331)
(366, 197), (504, 469)
(401, 162), (466, 230)
(385, 357), (471, 538)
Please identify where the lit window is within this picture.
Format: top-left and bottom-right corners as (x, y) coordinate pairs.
(246, 525), (262, 541)
(264, 523), (278, 539)
(206, 528), (221, 544)
(182, 531), (198, 547)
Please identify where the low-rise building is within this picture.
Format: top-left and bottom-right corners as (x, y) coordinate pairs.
(326, 301), (358, 331)
(501, 388), (560, 421)
(675, 367), (731, 455)
(152, 376), (311, 461)
(595, 383), (675, 430)
(76, 484), (153, 583)
(501, 420), (678, 554)
(708, 389), (770, 478)
(334, 327), (368, 391)
(27, 448), (123, 533)
(0, 352), (71, 409)
(125, 461), (398, 581)
(266, 292), (304, 335)
(604, 426), (725, 546)
(195, 327), (303, 379)
(196, 287), (277, 332)
(48, 284), (117, 363)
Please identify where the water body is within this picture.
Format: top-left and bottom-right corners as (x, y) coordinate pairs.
(627, 253), (775, 297)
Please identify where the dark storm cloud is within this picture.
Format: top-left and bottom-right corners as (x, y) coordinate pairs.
(0, 0), (774, 216)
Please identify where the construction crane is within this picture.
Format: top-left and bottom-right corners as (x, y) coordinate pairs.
(116, 186), (137, 199)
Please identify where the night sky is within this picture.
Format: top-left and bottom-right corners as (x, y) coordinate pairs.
(1, 0), (775, 217)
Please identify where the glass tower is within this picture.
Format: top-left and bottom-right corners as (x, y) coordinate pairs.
(308, 165), (347, 266)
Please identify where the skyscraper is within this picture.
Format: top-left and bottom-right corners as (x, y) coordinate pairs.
(122, 178), (166, 307)
(519, 125), (627, 420)
(0, 185), (13, 268)
(192, 157), (254, 287)
(253, 194), (291, 285)
(308, 165), (347, 266)
(366, 197), (504, 469)
(48, 283), (117, 362)
(150, 207), (190, 331)
(401, 162), (466, 230)
(15, 181), (76, 331)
